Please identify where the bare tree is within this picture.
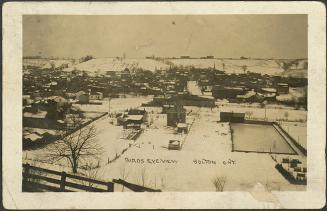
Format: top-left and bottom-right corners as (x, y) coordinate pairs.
(119, 165), (129, 191)
(81, 162), (101, 188)
(43, 115), (102, 173)
(284, 111), (289, 121)
(160, 176), (166, 189)
(245, 111), (253, 120)
(281, 61), (294, 71)
(50, 61), (56, 70)
(139, 167), (148, 187)
(241, 65), (247, 74)
(212, 176), (227, 192)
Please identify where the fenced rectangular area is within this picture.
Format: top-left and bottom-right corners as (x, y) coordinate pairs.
(231, 123), (297, 155)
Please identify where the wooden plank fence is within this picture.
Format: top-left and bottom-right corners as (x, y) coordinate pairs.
(112, 179), (161, 192)
(23, 164), (114, 192)
(23, 163), (161, 192)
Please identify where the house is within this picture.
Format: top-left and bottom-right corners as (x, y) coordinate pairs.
(220, 112), (245, 123)
(65, 92), (76, 99)
(23, 133), (43, 148)
(47, 96), (67, 105)
(89, 92), (103, 100)
(76, 91), (89, 104)
(23, 95), (33, 106)
(31, 91), (41, 99)
(277, 83), (289, 94)
(126, 109), (147, 123)
(23, 110), (58, 129)
(75, 91), (86, 98)
(46, 96), (69, 114)
(258, 88), (277, 101)
(177, 123), (188, 134)
(162, 104), (174, 114)
(260, 87), (277, 94)
(212, 86), (245, 99)
(167, 104), (186, 127)
(173, 95), (215, 107)
(126, 115), (144, 125)
(116, 116), (127, 126)
(236, 90), (258, 103)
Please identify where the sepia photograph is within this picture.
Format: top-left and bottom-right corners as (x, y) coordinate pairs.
(22, 14), (308, 192)
(2, 1), (326, 209)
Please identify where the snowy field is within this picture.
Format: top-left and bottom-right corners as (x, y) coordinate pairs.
(73, 96), (153, 113)
(23, 58), (74, 69)
(167, 58), (284, 75)
(23, 57), (307, 78)
(280, 122), (307, 149)
(23, 104), (306, 192)
(276, 87), (307, 102)
(187, 81), (202, 95)
(217, 102), (307, 122)
(63, 58), (169, 74)
(166, 58), (307, 77)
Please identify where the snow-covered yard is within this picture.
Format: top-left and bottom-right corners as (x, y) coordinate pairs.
(23, 104), (306, 192)
(280, 122), (307, 149)
(73, 96), (153, 113)
(217, 102), (307, 122)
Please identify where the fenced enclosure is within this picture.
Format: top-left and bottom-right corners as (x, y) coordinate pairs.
(230, 123), (297, 155)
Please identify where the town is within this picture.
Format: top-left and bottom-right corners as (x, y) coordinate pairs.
(23, 55), (308, 192)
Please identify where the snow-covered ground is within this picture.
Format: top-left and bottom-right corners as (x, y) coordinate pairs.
(24, 57), (307, 78)
(23, 58), (74, 69)
(23, 103), (306, 192)
(63, 58), (169, 74)
(280, 122), (307, 149)
(168, 58), (284, 75)
(217, 102), (307, 122)
(73, 96), (153, 113)
(166, 58), (307, 77)
(187, 81), (202, 95)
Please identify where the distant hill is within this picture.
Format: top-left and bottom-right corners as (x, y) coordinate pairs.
(23, 57), (308, 78)
(62, 58), (169, 74)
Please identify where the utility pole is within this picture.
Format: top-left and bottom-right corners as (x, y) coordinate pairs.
(108, 95), (111, 118)
(263, 101), (267, 121)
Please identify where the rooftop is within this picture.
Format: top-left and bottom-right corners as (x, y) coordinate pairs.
(127, 115), (144, 121)
(23, 111), (47, 119)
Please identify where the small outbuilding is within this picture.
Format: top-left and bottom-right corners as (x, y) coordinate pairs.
(177, 123), (188, 134)
(220, 112), (245, 123)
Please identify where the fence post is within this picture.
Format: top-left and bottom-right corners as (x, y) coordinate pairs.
(60, 172), (66, 191)
(107, 182), (114, 192)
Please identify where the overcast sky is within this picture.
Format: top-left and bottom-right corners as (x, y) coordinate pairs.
(23, 15), (307, 59)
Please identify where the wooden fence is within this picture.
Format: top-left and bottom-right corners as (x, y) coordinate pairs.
(23, 164), (161, 192)
(23, 164), (114, 192)
(273, 122), (307, 156)
(112, 179), (161, 192)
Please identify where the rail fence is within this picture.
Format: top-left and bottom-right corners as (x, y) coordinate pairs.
(23, 163), (161, 192)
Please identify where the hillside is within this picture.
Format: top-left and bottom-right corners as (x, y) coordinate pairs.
(62, 58), (169, 74)
(24, 57), (308, 78)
